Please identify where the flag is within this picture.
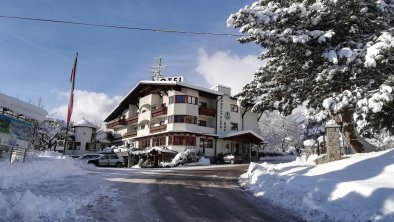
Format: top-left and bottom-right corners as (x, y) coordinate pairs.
(67, 53), (78, 124)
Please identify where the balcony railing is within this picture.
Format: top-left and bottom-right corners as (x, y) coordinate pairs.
(126, 114), (138, 125)
(151, 105), (167, 118)
(150, 124), (167, 133)
(124, 131), (137, 138)
(106, 119), (126, 129)
(199, 107), (216, 117)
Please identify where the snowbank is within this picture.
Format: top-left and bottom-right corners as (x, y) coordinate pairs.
(0, 151), (113, 221)
(188, 157), (211, 166)
(241, 149), (394, 221)
(259, 155), (296, 162)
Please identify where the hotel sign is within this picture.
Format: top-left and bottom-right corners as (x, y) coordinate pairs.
(157, 76), (184, 82)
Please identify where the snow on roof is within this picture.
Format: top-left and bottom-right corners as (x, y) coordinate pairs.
(73, 118), (97, 128)
(104, 80), (223, 122)
(0, 92), (48, 121)
(219, 130), (265, 143)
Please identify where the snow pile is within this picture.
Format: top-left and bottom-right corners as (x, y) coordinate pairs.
(259, 155), (296, 162)
(0, 152), (113, 221)
(188, 157), (211, 166)
(0, 154), (85, 189)
(241, 149), (394, 221)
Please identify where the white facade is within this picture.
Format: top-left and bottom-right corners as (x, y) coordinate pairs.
(104, 81), (264, 161)
(64, 118), (98, 156)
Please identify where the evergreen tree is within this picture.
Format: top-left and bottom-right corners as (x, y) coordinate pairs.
(228, 0), (394, 152)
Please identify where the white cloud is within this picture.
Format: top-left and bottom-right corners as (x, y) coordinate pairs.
(51, 90), (122, 125)
(196, 49), (263, 95)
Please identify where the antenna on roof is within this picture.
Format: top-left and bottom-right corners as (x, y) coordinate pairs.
(151, 57), (165, 81)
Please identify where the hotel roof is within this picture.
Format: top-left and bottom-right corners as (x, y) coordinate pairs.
(104, 81), (223, 122)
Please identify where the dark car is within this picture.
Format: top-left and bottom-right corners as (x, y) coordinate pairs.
(216, 153), (242, 164)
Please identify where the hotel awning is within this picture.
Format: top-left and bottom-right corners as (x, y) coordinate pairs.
(220, 130), (264, 144)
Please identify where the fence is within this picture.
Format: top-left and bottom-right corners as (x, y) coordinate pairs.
(0, 145), (32, 163)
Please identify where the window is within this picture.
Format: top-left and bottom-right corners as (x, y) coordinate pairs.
(174, 115), (185, 123)
(187, 96), (198, 105)
(153, 137), (166, 146)
(168, 135), (172, 145)
(175, 95), (186, 103)
(200, 138), (213, 148)
(168, 115), (174, 123)
(74, 142), (81, 150)
(231, 104), (238, 112)
(110, 155), (118, 159)
(140, 125), (145, 129)
(186, 116), (197, 124)
(86, 143), (91, 150)
(199, 102), (207, 108)
(141, 109), (146, 113)
(139, 139), (150, 148)
(168, 115), (197, 124)
(160, 121), (165, 125)
(169, 95), (198, 105)
(230, 122), (238, 131)
(198, 120), (207, 127)
(186, 136), (196, 146)
(173, 136), (183, 145)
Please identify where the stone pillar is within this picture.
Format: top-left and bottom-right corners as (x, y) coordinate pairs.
(325, 125), (342, 162)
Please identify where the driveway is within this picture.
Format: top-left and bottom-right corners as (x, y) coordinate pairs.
(85, 164), (300, 222)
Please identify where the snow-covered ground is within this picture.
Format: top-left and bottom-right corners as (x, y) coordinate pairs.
(241, 149), (394, 222)
(0, 151), (119, 221)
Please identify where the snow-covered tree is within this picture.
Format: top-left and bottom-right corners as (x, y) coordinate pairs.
(30, 118), (68, 150)
(228, 0), (394, 152)
(259, 111), (304, 152)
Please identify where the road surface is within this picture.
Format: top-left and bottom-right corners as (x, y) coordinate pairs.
(84, 164), (300, 222)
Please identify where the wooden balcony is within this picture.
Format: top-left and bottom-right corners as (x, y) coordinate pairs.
(199, 107), (216, 117)
(126, 114), (138, 125)
(124, 131), (137, 138)
(150, 124), (167, 134)
(106, 119), (126, 129)
(151, 105), (167, 118)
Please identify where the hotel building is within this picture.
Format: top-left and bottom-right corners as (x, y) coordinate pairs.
(104, 80), (264, 162)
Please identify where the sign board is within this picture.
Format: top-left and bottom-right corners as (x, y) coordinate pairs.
(0, 114), (32, 148)
(157, 76), (185, 82)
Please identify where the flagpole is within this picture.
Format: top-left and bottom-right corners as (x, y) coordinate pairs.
(63, 123), (69, 155)
(63, 52), (78, 156)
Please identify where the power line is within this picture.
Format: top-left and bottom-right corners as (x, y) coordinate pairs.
(0, 15), (244, 37)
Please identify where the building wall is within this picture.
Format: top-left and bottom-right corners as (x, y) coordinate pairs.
(217, 96), (242, 134)
(66, 126), (95, 156)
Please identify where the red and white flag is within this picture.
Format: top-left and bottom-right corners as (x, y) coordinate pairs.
(67, 53), (78, 124)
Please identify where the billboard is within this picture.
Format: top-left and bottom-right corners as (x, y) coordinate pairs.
(0, 114), (32, 148)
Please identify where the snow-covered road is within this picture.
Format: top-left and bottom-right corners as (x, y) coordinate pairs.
(1, 153), (299, 222)
(87, 164), (300, 222)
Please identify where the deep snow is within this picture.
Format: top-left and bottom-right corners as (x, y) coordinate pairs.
(0, 151), (118, 221)
(241, 149), (394, 221)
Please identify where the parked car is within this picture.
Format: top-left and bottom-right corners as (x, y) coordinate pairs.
(78, 153), (103, 162)
(216, 153), (242, 164)
(69, 155), (81, 159)
(87, 154), (125, 167)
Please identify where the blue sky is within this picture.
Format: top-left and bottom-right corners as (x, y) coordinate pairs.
(0, 0), (262, 123)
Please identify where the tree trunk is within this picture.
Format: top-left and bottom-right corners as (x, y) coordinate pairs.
(339, 110), (377, 153)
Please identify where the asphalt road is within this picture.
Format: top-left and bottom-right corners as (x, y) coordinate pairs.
(87, 165), (300, 222)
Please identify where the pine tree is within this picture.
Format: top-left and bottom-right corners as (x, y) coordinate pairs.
(228, 0), (394, 152)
